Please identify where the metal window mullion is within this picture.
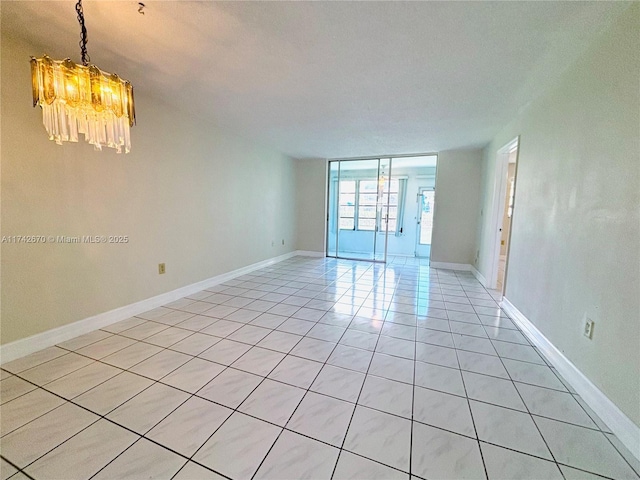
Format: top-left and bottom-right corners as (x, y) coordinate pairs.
(354, 179), (360, 231)
(335, 161), (341, 255)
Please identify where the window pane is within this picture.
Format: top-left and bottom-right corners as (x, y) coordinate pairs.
(383, 178), (399, 194)
(339, 193), (355, 205)
(388, 194), (398, 204)
(359, 218), (376, 230)
(358, 206), (377, 218)
(359, 194), (378, 205)
(340, 181), (356, 193)
(339, 218), (354, 230)
(387, 219), (397, 232)
(339, 205), (354, 217)
(387, 206), (398, 218)
(360, 180), (377, 192)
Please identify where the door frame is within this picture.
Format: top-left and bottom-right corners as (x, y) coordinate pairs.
(488, 136), (520, 292)
(325, 157), (390, 263)
(414, 186), (436, 258)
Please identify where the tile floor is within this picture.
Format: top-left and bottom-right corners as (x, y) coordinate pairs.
(1, 256), (639, 480)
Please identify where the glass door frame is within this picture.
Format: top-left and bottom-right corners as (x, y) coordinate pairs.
(415, 186), (436, 258)
(325, 157), (392, 263)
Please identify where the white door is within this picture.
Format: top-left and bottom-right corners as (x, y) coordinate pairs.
(415, 187), (435, 258)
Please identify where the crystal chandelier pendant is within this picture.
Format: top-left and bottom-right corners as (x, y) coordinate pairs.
(31, 0), (135, 153)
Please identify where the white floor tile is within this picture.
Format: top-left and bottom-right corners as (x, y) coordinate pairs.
(1, 458), (18, 480)
(173, 461), (227, 480)
(194, 412), (281, 479)
(238, 378), (305, 426)
(415, 342), (459, 368)
(147, 396), (232, 457)
(254, 430), (339, 480)
(160, 357), (225, 393)
(375, 336), (415, 360)
(143, 326), (193, 347)
(128, 349), (191, 380)
(515, 382), (598, 428)
(481, 442), (563, 480)
(196, 367), (262, 408)
(287, 391), (355, 447)
(20, 353), (94, 386)
(369, 353), (414, 384)
(358, 375), (413, 419)
(414, 361), (465, 396)
(227, 324), (272, 345)
(0, 388), (65, 437)
(2, 259), (634, 480)
(268, 356), (323, 388)
(340, 329), (379, 351)
(491, 339), (545, 364)
(107, 382), (189, 435)
(344, 406), (411, 472)
(0, 376), (36, 405)
(470, 400), (552, 459)
(503, 358), (568, 391)
(328, 345), (374, 372)
(290, 337), (337, 362)
(310, 365), (366, 403)
(44, 361), (121, 399)
(76, 335), (137, 359)
(457, 350), (509, 378)
(74, 371), (154, 415)
(231, 347), (285, 376)
(92, 438), (185, 480)
(534, 416), (638, 479)
(25, 419), (137, 479)
(1, 402), (98, 468)
(414, 386), (475, 437)
(411, 422), (485, 480)
(333, 451), (408, 480)
(462, 370), (526, 411)
(101, 342), (163, 370)
(198, 339), (252, 365)
(257, 330), (303, 353)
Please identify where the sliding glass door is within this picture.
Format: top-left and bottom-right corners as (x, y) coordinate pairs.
(326, 158), (393, 262)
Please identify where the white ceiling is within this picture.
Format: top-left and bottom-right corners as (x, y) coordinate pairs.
(1, 1), (630, 159)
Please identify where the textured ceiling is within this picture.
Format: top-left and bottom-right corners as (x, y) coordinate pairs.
(1, 1), (631, 159)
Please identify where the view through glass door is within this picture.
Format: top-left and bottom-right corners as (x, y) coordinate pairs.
(415, 187), (435, 257)
(326, 158), (393, 262)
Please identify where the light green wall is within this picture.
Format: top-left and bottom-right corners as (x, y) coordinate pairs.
(431, 149), (483, 264)
(476, 4), (640, 425)
(1, 32), (297, 345)
(294, 160), (326, 253)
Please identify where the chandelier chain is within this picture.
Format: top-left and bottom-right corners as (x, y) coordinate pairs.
(75, 0), (90, 66)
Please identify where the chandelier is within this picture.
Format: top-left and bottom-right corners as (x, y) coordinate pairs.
(31, 0), (135, 153)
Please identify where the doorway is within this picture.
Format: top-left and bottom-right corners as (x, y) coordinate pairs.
(326, 154), (438, 263)
(490, 137), (519, 294)
(326, 158), (392, 262)
(415, 187), (435, 257)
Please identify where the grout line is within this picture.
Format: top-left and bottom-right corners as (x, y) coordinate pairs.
(0, 258), (629, 480)
(460, 273), (567, 480)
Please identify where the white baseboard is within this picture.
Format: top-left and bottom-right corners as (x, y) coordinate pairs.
(501, 297), (640, 461)
(0, 250), (303, 365)
(429, 261), (472, 271)
(471, 265), (488, 287)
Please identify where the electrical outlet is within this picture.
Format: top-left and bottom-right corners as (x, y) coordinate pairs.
(282, 239), (285, 245)
(271, 240), (274, 247)
(584, 319), (594, 339)
(158, 263), (166, 275)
